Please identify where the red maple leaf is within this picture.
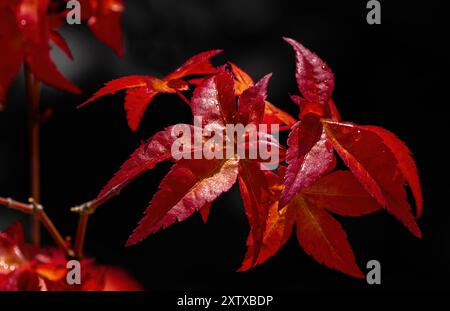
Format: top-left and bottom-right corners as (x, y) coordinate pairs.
(0, 222), (106, 291)
(84, 40), (423, 278)
(240, 39), (422, 277)
(80, 0), (125, 57)
(280, 38), (422, 234)
(90, 68), (282, 265)
(0, 0), (81, 104)
(322, 121), (422, 235)
(279, 38), (340, 207)
(239, 168), (381, 277)
(79, 50), (223, 131)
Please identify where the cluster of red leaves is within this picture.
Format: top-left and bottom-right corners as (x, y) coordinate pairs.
(0, 222), (104, 290)
(79, 52), (297, 132)
(79, 49), (223, 131)
(81, 38), (423, 278)
(0, 0), (124, 105)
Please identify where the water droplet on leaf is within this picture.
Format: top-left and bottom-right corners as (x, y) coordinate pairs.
(354, 129), (362, 142)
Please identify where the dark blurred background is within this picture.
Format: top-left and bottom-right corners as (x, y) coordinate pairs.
(0, 0), (448, 291)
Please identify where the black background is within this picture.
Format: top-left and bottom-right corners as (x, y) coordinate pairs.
(0, 0), (448, 292)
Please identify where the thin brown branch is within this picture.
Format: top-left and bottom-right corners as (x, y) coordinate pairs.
(74, 212), (89, 258)
(0, 197), (74, 257)
(0, 197), (33, 214)
(37, 209), (74, 257)
(71, 200), (99, 259)
(70, 190), (123, 258)
(70, 187), (121, 215)
(25, 65), (42, 247)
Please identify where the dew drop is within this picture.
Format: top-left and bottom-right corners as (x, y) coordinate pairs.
(20, 19), (27, 26)
(354, 129), (362, 142)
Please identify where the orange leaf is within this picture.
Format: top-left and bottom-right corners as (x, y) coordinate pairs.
(262, 101), (296, 130)
(239, 203), (295, 272)
(229, 62), (254, 96)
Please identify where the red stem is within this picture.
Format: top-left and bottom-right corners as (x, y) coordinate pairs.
(74, 213), (89, 258)
(0, 197), (33, 214)
(25, 65), (42, 247)
(71, 193), (122, 258)
(38, 208), (74, 257)
(0, 197), (73, 256)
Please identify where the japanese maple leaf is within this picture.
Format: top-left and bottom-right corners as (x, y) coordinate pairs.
(229, 62), (296, 131)
(0, 222), (106, 291)
(278, 38), (341, 208)
(79, 49), (223, 131)
(0, 0), (80, 105)
(79, 0), (125, 57)
(281, 38), (423, 236)
(239, 169), (381, 278)
(89, 69), (281, 264)
(321, 121), (423, 235)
